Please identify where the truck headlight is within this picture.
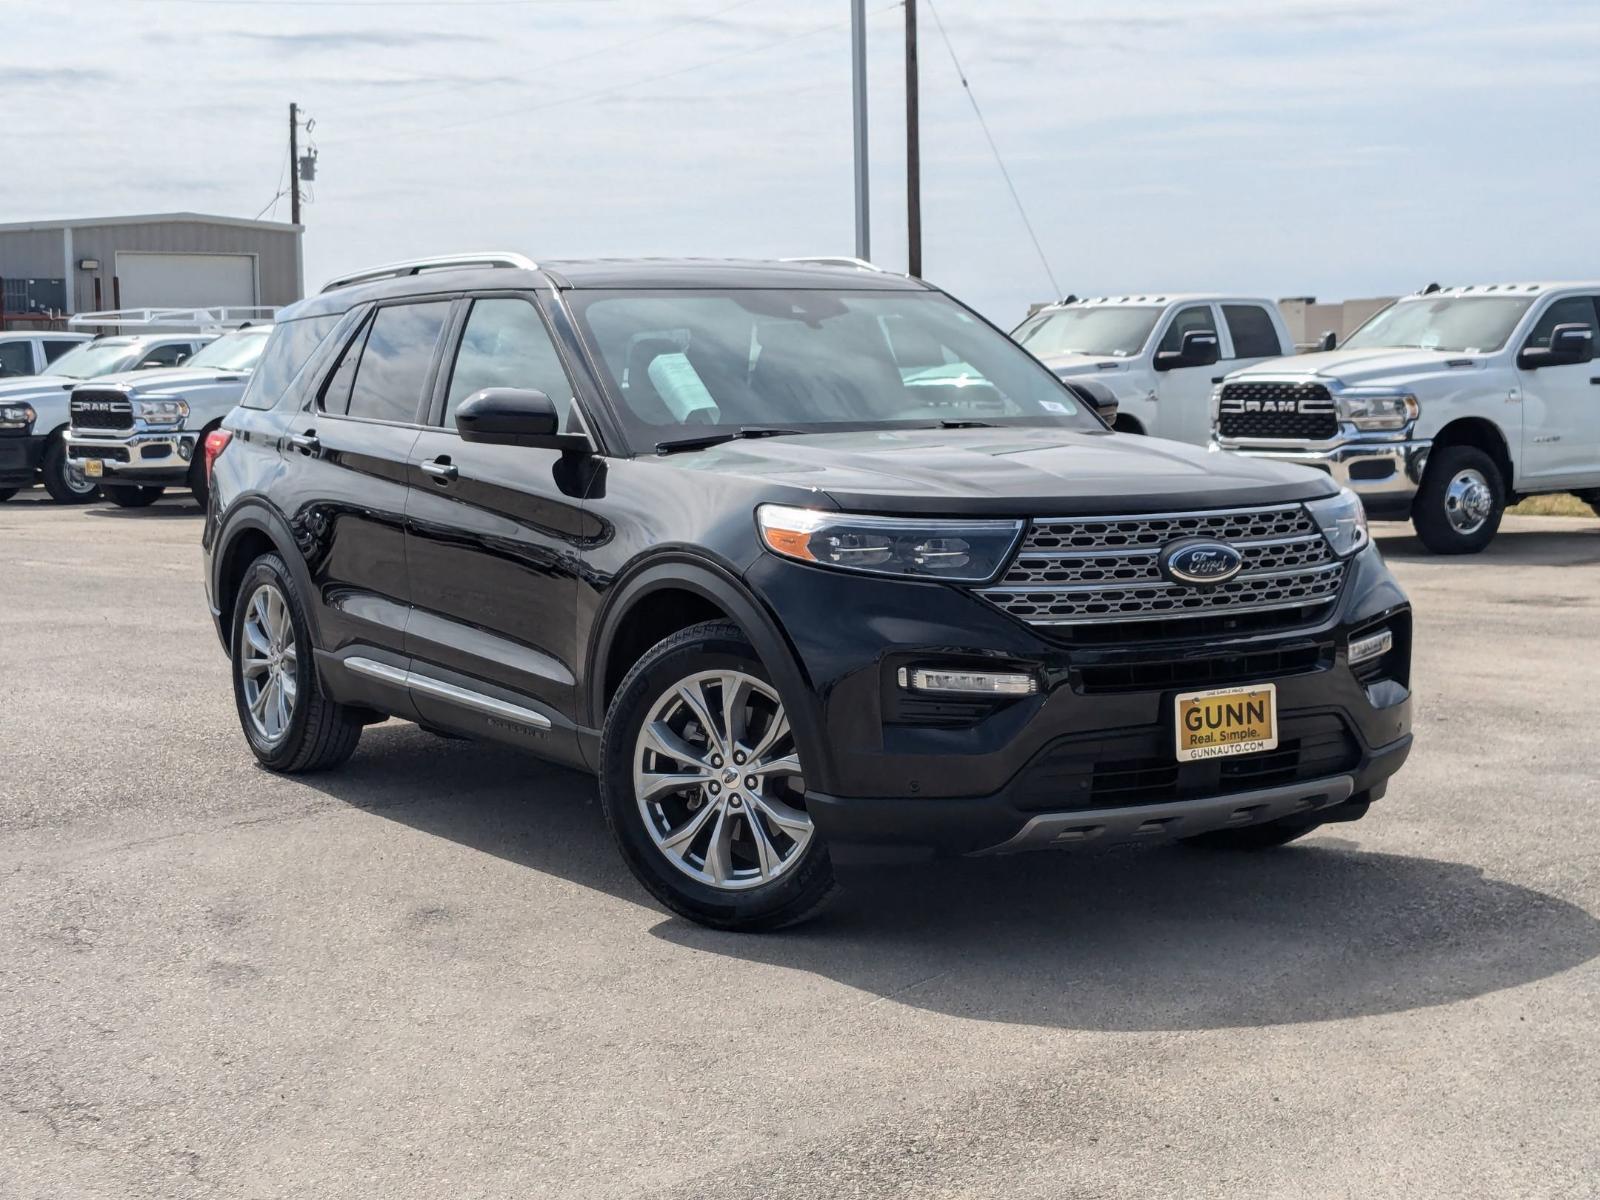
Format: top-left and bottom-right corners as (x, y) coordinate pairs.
(1336, 391), (1417, 431)
(0, 403), (36, 430)
(757, 504), (1023, 583)
(134, 398), (190, 426)
(1305, 488), (1369, 557)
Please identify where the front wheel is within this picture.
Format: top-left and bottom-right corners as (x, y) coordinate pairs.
(599, 621), (836, 931)
(103, 485), (165, 508)
(42, 439), (99, 504)
(1411, 445), (1504, 554)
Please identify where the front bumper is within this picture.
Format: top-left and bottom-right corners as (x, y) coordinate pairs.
(1214, 436), (1430, 521)
(65, 429), (197, 486)
(0, 433), (47, 487)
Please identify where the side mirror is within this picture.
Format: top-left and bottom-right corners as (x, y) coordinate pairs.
(1318, 330), (1338, 352)
(456, 387), (574, 449)
(1154, 329), (1220, 371)
(1059, 378), (1119, 426)
(1518, 322), (1595, 370)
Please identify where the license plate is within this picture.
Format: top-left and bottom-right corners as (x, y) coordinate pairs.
(83, 457), (103, 478)
(1175, 683), (1277, 762)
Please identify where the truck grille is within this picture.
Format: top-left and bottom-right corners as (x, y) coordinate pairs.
(1218, 381), (1337, 441)
(979, 503), (1344, 631)
(70, 391), (134, 432)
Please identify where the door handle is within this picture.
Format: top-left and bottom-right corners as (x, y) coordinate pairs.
(288, 431), (320, 454)
(420, 457), (458, 483)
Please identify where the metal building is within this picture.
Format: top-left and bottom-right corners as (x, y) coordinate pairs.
(0, 212), (303, 322)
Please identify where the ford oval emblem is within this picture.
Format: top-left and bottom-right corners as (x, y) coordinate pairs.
(1160, 538), (1244, 587)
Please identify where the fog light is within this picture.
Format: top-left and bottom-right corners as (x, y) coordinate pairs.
(1349, 628), (1393, 666)
(897, 667), (1037, 696)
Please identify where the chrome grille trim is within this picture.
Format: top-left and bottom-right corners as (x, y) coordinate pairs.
(979, 503), (1346, 627)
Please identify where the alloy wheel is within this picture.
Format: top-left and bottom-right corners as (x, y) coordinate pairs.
(239, 583), (298, 741)
(632, 669), (811, 891)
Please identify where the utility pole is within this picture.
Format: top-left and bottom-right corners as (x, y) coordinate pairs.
(905, 0), (921, 277)
(288, 102), (301, 226)
(851, 0), (870, 261)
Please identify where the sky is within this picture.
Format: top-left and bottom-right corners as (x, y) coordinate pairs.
(5, 0), (1599, 325)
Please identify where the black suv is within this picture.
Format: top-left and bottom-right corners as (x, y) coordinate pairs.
(203, 254), (1413, 930)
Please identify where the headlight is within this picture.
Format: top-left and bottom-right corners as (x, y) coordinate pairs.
(1335, 391), (1417, 431)
(134, 397), (189, 425)
(1305, 488), (1369, 558)
(756, 504), (1023, 583)
(0, 403), (36, 430)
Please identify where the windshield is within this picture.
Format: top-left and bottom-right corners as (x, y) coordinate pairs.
(571, 289), (1098, 452)
(1342, 297), (1533, 353)
(1011, 306), (1162, 358)
(46, 340), (140, 379)
(186, 328), (271, 371)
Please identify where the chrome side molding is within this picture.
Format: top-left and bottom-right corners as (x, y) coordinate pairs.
(343, 657), (553, 731)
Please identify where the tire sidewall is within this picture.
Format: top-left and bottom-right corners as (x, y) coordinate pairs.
(42, 437), (99, 504)
(599, 624), (833, 929)
(1415, 446), (1503, 553)
(230, 555), (317, 769)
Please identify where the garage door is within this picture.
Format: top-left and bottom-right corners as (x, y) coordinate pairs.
(115, 252), (258, 309)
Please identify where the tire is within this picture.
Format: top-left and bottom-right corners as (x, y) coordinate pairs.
(0, 488), (17, 503)
(102, 485), (165, 508)
(598, 620), (836, 931)
(41, 438), (100, 504)
(230, 553), (362, 773)
(188, 430), (213, 509)
(1412, 445), (1504, 554)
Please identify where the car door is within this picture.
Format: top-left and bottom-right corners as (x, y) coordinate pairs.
(1151, 303), (1221, 444)
(1516, 294), (1600, 486)
(283, 298), (451, 664)
(402, 292), (597, 746)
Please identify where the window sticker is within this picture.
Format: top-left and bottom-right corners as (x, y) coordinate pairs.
(1040, 399), (1071, 414)
(648, 352), (719, 422)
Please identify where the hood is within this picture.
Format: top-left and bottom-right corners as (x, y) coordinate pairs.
(71, 366), (243, 396)
(660, 425), (1337, 516)
(1230, 347), (1485, 387)
(0, 374), (78, 402)
(1039, 352), (1139, 380)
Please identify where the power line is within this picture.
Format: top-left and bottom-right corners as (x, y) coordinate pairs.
(118, 0), (616, 7)
(255, 153), (289, 221)
(923, 0), (1061, 297)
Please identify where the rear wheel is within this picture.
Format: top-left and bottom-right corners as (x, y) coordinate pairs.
(102, 485), (164, 508)
(1412, 445), (1504, 554)
(230, 553), (362, 773)
(41, 438), (99, 504)
(599, 621), (836, 931)
(188, 430), (214, 508)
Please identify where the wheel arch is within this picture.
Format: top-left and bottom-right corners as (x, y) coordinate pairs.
(212, 500), (323, 655)
(1430, 417), (1515, 490)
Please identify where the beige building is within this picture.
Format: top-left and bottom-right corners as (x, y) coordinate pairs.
(1277, 295), (1395, 351)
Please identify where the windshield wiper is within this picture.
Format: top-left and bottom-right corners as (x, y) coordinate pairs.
(654, 426), (804, 455)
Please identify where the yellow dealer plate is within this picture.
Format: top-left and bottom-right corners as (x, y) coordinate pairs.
(83, 457), (103, 478)
(1175, 683), (1277, 762)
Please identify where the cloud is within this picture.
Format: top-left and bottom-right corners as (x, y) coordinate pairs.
(1, 66), (115, 85)
(229, 29), (489, 54)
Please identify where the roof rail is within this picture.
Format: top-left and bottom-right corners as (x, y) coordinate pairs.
(67, 306), (278, 333)
(321, 252), (540, 294)
(779, 256), (885, 272)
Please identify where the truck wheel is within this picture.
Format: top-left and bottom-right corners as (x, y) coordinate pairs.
(188, 452), (210, 510)
(230, 553), (363, 773)
(102, 485), (165, 508)
(0, 488), (17, 503)
(41, 438), (100, 504)
(1412, 445), (1504, 554)
(599, 620), (836, 931)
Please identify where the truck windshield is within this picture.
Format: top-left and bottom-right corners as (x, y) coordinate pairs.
(1342, 297), (1533, 353)
(1011, 306), (1162, 358)
(187, 328), (271, 372)
(45, 340), (141, 379)
(571, 289), (1100, 453)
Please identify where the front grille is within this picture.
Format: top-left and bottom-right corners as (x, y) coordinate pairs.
(1075, 642), (1329, 694)
(70, 391), (134, 432)
(979, 503), (1344, 633)
(1011, 714), (1360, 812)
(1218, 381), (1337, 441)
(69, 444), (130, 462)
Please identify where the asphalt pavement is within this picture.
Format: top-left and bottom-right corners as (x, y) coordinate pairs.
(2, 487), (1597, 1199)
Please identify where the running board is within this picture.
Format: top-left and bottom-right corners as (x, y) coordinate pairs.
(343, 657), (553, 731)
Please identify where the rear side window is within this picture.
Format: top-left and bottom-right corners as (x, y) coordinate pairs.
(1222, 305), (1283, 359)
(442, 298), (574, 427)
(240, 315), (342, 410)
(0, 342), (31, 377)
(1158, 305), (1218, 353)
(324, 302), (451, 422)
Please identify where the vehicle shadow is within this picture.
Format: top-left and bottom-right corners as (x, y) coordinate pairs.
(304, 724), (1600, 1034)
(83, 500), (202, 519)
(1373, 520), (1600, 566)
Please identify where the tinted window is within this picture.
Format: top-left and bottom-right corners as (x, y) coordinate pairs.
(344, 302), (451, 423)
(1222, 305), (1282, 358)
(1158, 305), (1218, 354)
(139, 342), (193, 367)
(318, 316), (370, 417)
(0, 342), (32, 377)
(444, 298), (574, 427)
(1523, 296), (1600, 350)
(241, 315), (343, 410)
(43, 339), (82, 363)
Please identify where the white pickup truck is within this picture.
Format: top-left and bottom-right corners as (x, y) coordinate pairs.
(1214, 282), (1600, 553)
(1011, 294), (1293, 444)
(0, 332), (91, 378)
